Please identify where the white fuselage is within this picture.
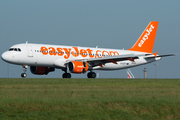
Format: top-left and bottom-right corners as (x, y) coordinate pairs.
(1, 43), (161, 71)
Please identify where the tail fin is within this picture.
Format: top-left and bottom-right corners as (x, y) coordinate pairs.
(128, 21), (159, 53)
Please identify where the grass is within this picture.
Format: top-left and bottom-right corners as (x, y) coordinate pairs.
(0, 78), (180, 120)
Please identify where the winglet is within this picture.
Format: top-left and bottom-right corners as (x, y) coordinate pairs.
(153, 52), (158, 57)
(128, 21), (159, 53)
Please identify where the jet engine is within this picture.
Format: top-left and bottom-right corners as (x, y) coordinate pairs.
(30, 66), (55, 75)
(68, 61), (88, 74)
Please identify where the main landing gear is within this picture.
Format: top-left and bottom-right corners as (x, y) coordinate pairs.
(62, 69), (96, 78)
(21, 65), (28, 78)
(62, 73), (71, 78)
(87, 72), (96, 78)
(62, 69), (71, 78)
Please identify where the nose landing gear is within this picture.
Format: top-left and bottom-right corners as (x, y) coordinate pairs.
(21, 65), (28, 78)
(21, 73), (27, 78)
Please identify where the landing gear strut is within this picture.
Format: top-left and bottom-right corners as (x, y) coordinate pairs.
(21, 65), (28, 78)
(87, 72), (96, 78)
(62, 69), (71, 78)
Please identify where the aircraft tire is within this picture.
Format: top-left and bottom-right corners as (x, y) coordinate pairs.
(87, 72), (91, 78)
(21, 73), (27, 78)
(91, 72), (96, 78)
(87, 72), (96, 78)
(62, 73), (71, 78)
(66, 73), (71, 78)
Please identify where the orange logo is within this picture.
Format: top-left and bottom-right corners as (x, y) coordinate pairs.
(41, 46), (119, 59)
(138, 24), (154, 47)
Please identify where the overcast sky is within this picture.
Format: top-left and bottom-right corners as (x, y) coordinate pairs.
(0, 0), (179, 78)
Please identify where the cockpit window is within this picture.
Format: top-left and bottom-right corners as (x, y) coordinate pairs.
(9, 48), (14, 51)
(9, 48), (21, 52)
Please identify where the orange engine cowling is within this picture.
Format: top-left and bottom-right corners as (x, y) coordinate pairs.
(68, 61), (88, 74)
(30, 66), (55, 75)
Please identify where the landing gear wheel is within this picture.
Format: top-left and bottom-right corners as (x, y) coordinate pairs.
(91, 72), (96, 78)
(21, 73), (27, 78)
(21, 65), (28, 78)
(87, 72), (91, 78)
(87, 72), (96, 78)
(66, 73), (71, 78)
(62, 73), (66, 78)
(62, 73), (71, 78)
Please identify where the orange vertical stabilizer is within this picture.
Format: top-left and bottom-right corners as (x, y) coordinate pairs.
(128, 21), (159, 53)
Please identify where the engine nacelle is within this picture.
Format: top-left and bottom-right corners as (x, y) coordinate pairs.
(30, 66), (55, 75)
(68, 61), (88, 74)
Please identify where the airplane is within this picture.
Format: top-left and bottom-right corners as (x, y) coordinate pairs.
(127, 69), (135, 79)
(1, 21), (176, 78)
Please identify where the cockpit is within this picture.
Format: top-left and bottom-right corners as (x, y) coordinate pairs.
(9, 48), (21, 52)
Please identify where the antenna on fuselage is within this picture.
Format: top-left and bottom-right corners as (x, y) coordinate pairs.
(96, 46), (98, 48)
(26, 41), (28, 44)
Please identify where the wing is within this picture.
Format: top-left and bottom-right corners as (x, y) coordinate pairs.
(79, 53), (144, 67)
(76, 53), (176, 67)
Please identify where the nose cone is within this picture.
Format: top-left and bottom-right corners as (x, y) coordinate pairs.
(1, 51), (11, 63)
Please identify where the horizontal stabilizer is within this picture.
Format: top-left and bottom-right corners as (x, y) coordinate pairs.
(157, 54), (177, 57)
(145, 54), (177, 59)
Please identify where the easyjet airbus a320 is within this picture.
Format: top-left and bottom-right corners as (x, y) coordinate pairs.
(1, 21), (175, 78)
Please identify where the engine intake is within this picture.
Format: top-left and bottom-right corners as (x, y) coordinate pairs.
(68, 61), (88, 74)
(30, 66), (55, 75)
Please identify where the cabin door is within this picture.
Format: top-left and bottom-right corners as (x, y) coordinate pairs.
(27, 45), (33, 57)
